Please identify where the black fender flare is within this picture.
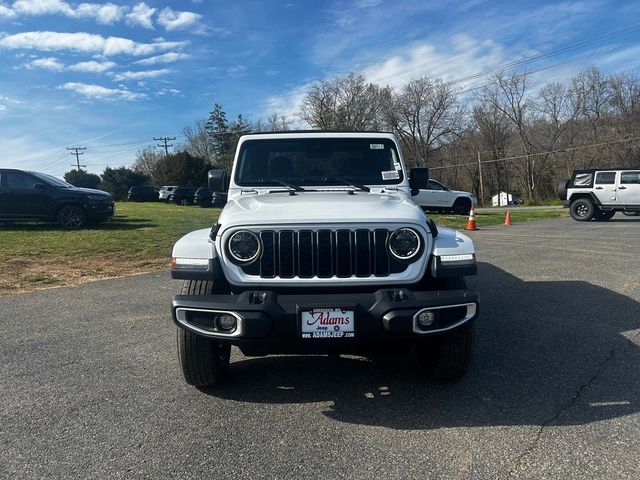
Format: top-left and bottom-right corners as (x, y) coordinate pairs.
(568, 192), (601, 206)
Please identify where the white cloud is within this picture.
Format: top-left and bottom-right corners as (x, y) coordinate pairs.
(0, 4), (17, 18)
(0, 104), (6, 111)
(23, 56), (116, 73)
(59, 82), (144, 100)
(0, 31), (187, 57)
(134, 52), (190, 65)
(355, 0), (383, 7)
(26, 56), (64, 71)
(227, 66), (246, 77)
(12, 0), (74, 16)
(157, 87), (181, 96)
(2, 1), (154, 28)
(111, 68), (172, 81)
(361, 34), (508, 89)
(157, 7), (202, 31)
(126, 2), (155, 29)
(69, 60), (116, 73)
(75, 3), (125, 25)
(263, 84), (309, 120)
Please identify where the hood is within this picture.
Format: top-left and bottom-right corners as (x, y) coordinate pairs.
(68, 186), (111, 197)
(218, 191), (426, 227)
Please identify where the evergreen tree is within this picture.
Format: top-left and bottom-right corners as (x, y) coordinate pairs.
(205, 103), (230, 167)
(63, 169), (101, 189)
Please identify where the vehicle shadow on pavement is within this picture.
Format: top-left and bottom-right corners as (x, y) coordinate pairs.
(204, 262), (640, 430)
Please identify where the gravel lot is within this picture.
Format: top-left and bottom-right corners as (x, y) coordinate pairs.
(1, 215), (639, 479)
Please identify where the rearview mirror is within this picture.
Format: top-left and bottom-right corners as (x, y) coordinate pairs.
(409, 167), (429, 196)
(34, 183), (47, 191)
(208, 170), (229, 193)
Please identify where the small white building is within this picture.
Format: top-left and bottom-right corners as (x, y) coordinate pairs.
(492, 191), (515, 207)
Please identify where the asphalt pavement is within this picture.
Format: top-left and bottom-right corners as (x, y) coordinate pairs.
(1, 215), (639, 479)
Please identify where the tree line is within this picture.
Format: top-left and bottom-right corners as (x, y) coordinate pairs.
(65, 65), (640, 203)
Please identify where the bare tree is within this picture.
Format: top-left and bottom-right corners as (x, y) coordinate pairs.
(299, 73), (388, 131)
(472, 101), (512, 197)
(478, 72), (541, 198)
(133, 147), (162, 177)
(183, 119), (215, 164)
(384, 76), (465, 168)
(266, 113), (291, 132)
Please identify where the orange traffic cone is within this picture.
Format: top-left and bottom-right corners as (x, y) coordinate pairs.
(504, 211), (512, 226)
(465, 207), (478, 231)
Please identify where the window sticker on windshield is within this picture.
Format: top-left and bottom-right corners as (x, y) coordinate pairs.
(370, 144), (384, 150)
(382, 170), (400, 180)
(393, 161), (402, 170)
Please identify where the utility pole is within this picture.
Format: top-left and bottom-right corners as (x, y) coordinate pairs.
(477, 149), (485, 208)
(67, 147), (86, 170)
(154, 136), (176, 156)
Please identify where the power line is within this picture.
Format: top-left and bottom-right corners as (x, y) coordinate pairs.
(153, 136), (176, 156)
(430, 135), (640, 171)
(67, 147), (86, 170)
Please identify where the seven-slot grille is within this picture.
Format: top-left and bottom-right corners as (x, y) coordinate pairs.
(239, 229), (411, 278)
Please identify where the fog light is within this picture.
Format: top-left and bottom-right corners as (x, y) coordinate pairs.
(216, 314), (237, 333)
(417, 311), (436, 327)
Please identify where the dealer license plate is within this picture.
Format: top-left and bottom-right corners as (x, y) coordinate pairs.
(300, 308), (355, 339)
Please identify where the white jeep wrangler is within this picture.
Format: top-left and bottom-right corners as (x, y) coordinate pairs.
(170, 132), (479, 387)
(559, 169), (640, 221)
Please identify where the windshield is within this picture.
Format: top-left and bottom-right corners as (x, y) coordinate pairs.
(234, 138), (404, 187)
(31, 172), (73, 188)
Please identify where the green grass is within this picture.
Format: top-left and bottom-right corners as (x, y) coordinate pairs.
(0, 202), (219, 295)
(0, 202), (219, 259)
(428, 209), (568, 229)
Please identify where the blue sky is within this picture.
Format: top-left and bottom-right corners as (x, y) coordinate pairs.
(1, 0), (639, 177)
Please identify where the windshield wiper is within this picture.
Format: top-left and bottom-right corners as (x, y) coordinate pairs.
(254, 178), (305, 194)
(272, 179), (305, 192)
(324, 177), (370, 192)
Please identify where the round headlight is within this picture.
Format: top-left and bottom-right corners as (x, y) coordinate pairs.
(228, 230), (261, 263)
(388, 228), (421, 261)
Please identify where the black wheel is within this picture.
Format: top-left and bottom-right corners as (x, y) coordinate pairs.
(415, 277), (474, 381)
(569, 198), (595, 221)
(594, 209), (615, 221)
(179, 198), (190, 206)
(623, 211), (640, 216)
(177, 280), (231, 387)
(57, 205), (86, 229)
(452, 198), (471, 215)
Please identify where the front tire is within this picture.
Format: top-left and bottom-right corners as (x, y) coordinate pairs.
(452, 198), (471, 215)
(569, 198), (595, 221)
(177, 280), (231, 387)
(179, 198), (190, 206)
(415, 277), (474, 381)
(57, 205), (86, 229)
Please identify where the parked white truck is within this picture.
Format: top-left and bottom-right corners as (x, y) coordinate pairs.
(170, 131), (479, 387)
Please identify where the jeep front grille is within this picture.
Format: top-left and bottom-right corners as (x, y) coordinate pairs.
(240, 229), (408, 278)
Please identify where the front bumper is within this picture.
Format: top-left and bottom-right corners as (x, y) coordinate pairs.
(87, 201), (115, 220)
(171, 287), (478, 355)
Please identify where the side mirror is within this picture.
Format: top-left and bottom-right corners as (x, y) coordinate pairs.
(34, 183), (47, 191)
(409, 167), (429, 196)
(208, 170), (229, 193)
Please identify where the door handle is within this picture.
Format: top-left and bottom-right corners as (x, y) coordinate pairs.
(619, 186), (627, 190)
(595, 187), (603, 190)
